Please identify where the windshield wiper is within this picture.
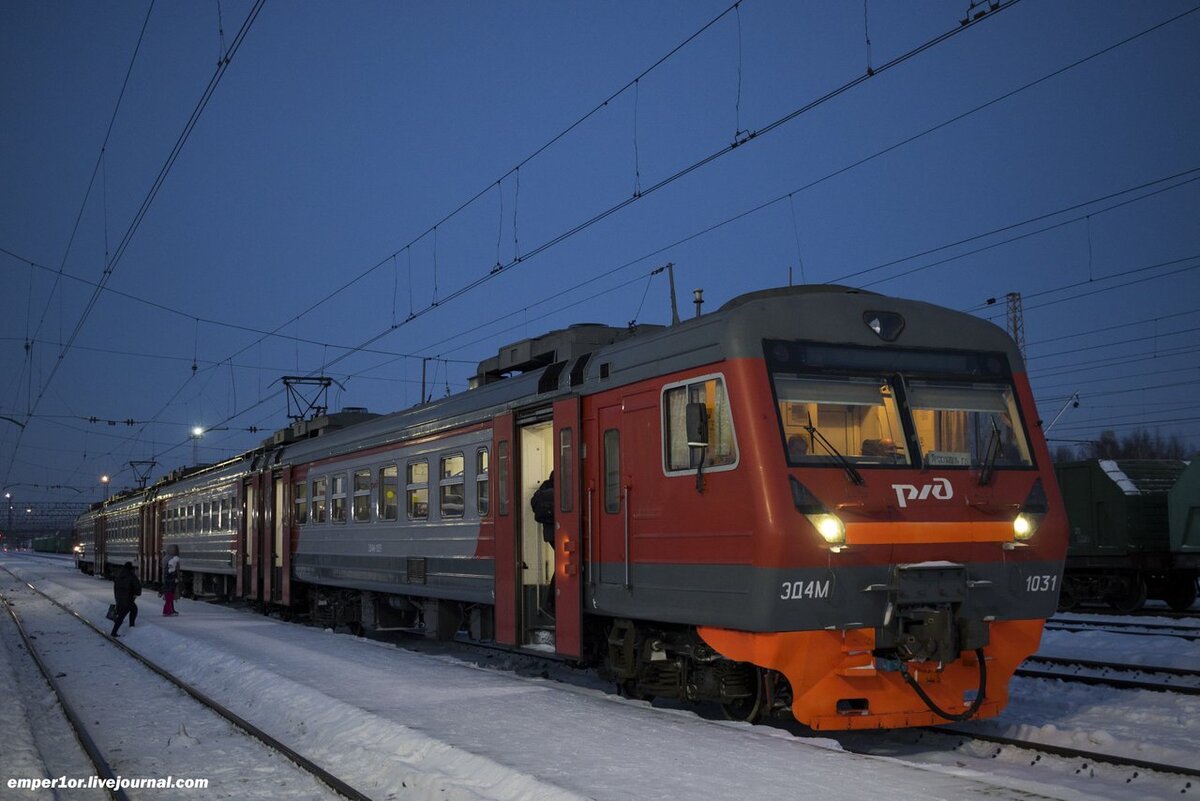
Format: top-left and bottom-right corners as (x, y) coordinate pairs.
(805, 413), (865, 485)
(978, 416), (1002, 486)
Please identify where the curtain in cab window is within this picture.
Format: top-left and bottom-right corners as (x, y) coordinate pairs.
(663, 377), (737, 471)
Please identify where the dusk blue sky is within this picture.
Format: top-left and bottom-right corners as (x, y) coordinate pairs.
(2, 1), (1198, 505)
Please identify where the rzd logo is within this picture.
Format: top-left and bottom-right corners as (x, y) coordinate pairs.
(892, 477), (953, 508)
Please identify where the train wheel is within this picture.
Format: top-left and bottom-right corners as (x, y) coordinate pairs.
(1164, 577), (1198, 612)
(720, 667), (764, 723)
(1056, 586), (1079, 612)
(1109, 576), (1147, 614)
(617, 679), (654, 703)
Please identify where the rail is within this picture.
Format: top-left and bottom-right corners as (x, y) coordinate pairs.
(0, 565), (374, 801)
(928, 725), (1200, 779)
(0, 589), (131, 801)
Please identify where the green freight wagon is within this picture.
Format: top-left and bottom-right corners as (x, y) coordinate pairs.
(1056, 459), (1197, 612)
(1170, 459), (1200, 597)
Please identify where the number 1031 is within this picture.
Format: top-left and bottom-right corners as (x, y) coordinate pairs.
(1026, 574), (1057, 592)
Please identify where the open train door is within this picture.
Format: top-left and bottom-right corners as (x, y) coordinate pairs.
(241, 475), (261, 601)
(492, 411), (517, 646)
(140, 498), (161, 585)
(553, 396), (582, 658)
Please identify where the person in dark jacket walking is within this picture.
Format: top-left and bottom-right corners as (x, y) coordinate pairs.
(110, 562), (141, 637)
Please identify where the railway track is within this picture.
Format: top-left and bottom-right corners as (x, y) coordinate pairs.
(0, 566), (372, 801)
(1045, 617), (1200, 641)
(927, 725), (1200, 781)
(1016, 654), (1200, 694)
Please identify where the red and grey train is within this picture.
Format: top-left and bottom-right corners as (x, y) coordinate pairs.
(76, 285), (1066, 730)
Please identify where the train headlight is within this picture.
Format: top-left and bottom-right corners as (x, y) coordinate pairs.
(790, 477), (846, 546)
(1013, 513), (1037, 540)
(808, 513), (846, 545)
(1013, 478), (1048, 542)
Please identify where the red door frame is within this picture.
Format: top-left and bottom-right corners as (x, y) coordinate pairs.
(492, 412), (517, 646)
(553, 397), (582, 657)
(235, 480), (246, 598)
(141, 500), (161, 584)
(243, 475), (261, 601)
(277, 466), (293, 606)
(260, 470), (275, 603)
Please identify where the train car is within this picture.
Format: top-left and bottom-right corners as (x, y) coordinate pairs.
(1057, 459), (1198, 612)
(1169, 459), (1200, 602)
(99, 491), (145, 578)
(157, 459), (255, 597)
(32, 533), (71, 553)
(73, 506), (100, 575)
(77, 284), (1067, 731)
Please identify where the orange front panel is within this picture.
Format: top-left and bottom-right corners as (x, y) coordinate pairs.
(846, 520), (1015, 545)
(699, 619), (1044, 730)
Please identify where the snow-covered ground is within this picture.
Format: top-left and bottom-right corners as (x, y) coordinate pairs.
(1, 552), (1196, 801)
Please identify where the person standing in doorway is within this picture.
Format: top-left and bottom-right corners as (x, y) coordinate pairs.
(530, 472), (555, 614)
(163, 544), (180, 616)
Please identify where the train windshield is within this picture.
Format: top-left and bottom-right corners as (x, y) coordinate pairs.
(767, 342), (1034, 470)
(774, 376), (912, 466)
(907, 381), (1032, 468)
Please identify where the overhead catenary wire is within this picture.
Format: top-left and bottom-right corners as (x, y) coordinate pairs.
(96, 0), (1028, 484)
(3, 0), (268, 493)
(10, 0), (1188, 416)
(286, 1), (1025, 374)
(23, 3), (1200, 494)
(357, 5), (1200, 374)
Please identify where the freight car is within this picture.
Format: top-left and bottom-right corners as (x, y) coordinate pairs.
(31, 533), (71, 553)
(1056, 459), (1199, 612)
(76, 285), (1066, 730)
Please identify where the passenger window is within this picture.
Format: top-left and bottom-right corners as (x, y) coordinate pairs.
(663, 376), (737, 472)
(604, 429), (620, 513)
(331, 474), (347, 523)
(440, 453), (464, 519)
(407, 461), (429, 520)
(560, 428), (573, 513)
(379, 465), (398, 521)
(476, 447), (489, 517)
(311, 477), (327, 524)
(353, 469), (371, 522)
(293, 481), (308, 525)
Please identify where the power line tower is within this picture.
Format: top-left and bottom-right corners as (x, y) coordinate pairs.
(1006, 292), (1026, 360)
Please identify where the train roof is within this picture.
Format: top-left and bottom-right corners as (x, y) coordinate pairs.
(271, 284), (1024, 467)
(83, 284), (1027, 495)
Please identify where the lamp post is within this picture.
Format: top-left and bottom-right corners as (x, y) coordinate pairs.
(4, 492), (11, 538)
(100, 474), (110, 502)
(192, 426), (204, 465)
